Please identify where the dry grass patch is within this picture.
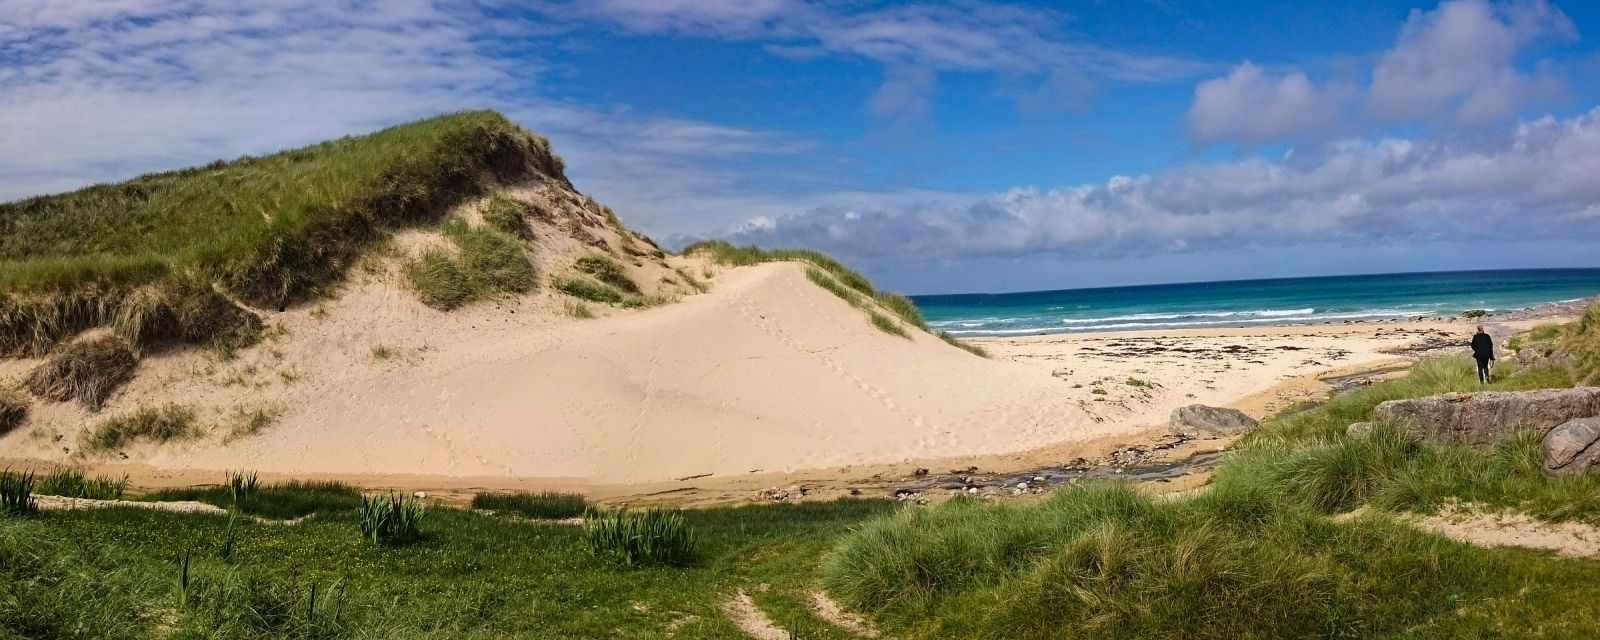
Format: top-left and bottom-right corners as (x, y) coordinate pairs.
(223, 405), (284, 443)
(81, 403), (199, 452)
(556, 276), (625, 304)
(23, 335), (138, 411)
(0, 388), (27, 434)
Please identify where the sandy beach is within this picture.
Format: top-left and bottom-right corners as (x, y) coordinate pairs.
(2, 260), (1540, 504)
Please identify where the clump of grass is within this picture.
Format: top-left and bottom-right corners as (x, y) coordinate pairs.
(0, 388), (27, 434)
(22, 335), (138, 411)
(564, 301), (595, 319)
(869, 311), (908, 338)
(471, 491), (588, 519)
(872, 291), (927, 330)
(481, 193), (533, 239)
(585, 508), (697, 567)
(938, 331), (988, 357)
(404, 249), (471, 310)
(80, 404), (199, 452)
(806, 267), (864, 306)
(1559, 301), (1600, 385)
(145, 479), (362, 520)
(34, 467), (128, 500)
(555, 277), (624, 304)
(228, 470), (260, 508)
(0, 469), (37, 516)
(223, 405), (282, 443)
(404, 219), (536, 310)
(359, 493), (426, 546)
(369, 344), (396, 360)
(1125, 377), (1154, 388)
(575, 255), (640, 294)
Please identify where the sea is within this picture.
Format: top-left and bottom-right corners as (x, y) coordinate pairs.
(913, 268), (1600, 337)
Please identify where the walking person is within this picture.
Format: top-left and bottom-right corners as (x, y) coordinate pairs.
(1471, 325), (1495, 384)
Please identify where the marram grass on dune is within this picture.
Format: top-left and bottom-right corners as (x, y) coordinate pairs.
(1, 111), (562, 357)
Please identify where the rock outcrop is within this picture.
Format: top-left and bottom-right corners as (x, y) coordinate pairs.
(1372, 387), (1600, 446)
(1170, 404), (1258, 437)
(1543, 417), (1600, 476)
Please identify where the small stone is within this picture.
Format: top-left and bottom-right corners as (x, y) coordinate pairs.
(412, 491), (427, 499)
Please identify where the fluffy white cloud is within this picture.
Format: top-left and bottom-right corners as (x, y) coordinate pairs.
(1186, 62), (1349, 144)
(712, 108), (1600, 259)
(1368, 0), (1576, 123)
(0, 1), (808, 205)
(1186, 0), (1579, 144)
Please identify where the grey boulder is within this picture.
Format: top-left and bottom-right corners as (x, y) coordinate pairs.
(1543, 417), (1600, 476)
(1372, 387), (1600, 447)
(1170, 404), (1258, 437)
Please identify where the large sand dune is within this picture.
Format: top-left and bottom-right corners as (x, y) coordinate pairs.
(3, 262), (1116, 483)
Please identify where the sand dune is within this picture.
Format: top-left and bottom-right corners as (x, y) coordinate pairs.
(4, 263), (1114, 483)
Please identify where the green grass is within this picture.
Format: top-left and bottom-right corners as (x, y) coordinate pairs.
(34, 468), (128, 500)
(555, 276), (625, 304)
(404, 218), (535, 310)
(481, 194), (533, 239)
(0, 497), (892, 639)
(0, 470), (36, 516)
(143, 479), (362, 520)
(939, 331), (989, 357)
(585, 509), (698, 568)
(80, 403), (200, 452)
(0, 388), (26, 434)
(22, 334), (139, 411)
(1559, 301), (1600, 385)
(360, 493), (427, 547)
(823, 482), (1600, 640)
(575, 254), (640, 294)
(470, 491), (588, 519)
(2, 111), (557, 357)
(869, 311), (908, 338)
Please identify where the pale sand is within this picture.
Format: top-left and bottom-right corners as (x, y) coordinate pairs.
(0, 258), (1505, 498)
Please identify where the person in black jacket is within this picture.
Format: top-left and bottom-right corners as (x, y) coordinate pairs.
(1471, 326), (1495, 384)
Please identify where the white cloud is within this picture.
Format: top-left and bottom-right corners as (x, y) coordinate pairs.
(1368, 0), (1576, 123)
(714, 108), (1600, 260)
(1186, 62), (1348, 144)
(0, 1), (810, 206)
(1186, 0), (1579, 145)
(535, 0), (1215, 114)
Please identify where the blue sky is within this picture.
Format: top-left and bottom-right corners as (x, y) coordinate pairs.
(3, 1), (1600, 293)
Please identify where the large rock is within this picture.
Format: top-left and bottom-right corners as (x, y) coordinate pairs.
(1170, 404), (1258, 437)
(1372, 387), (1600, 446)
(1543, 418), (1600, 476)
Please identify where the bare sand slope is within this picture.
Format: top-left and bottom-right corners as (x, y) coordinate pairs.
(7, 263), (1105, 483)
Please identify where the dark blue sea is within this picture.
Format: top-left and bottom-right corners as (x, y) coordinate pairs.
(912, 269), (1600, 336)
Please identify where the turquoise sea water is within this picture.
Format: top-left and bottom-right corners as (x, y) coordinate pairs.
(912, 269), (1600, 336)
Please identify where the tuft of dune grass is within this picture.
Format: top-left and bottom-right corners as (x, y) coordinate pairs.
(404, 219), (535, 310)
(23, 335), (138, 411)
(481, 193), (534, 239)
(81, 404), (199, 452)
(0, 388), (27, 434)
(556, 277), (624, 304)
(1, 112), (560, 362)
(869, 312), (908, 338)
(939, 331), (988, 358)
(575, 255), (640, 294)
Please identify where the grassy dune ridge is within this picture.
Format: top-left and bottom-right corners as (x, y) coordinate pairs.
(685, 239), (986, 354)
(1, 111), (561, 356)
